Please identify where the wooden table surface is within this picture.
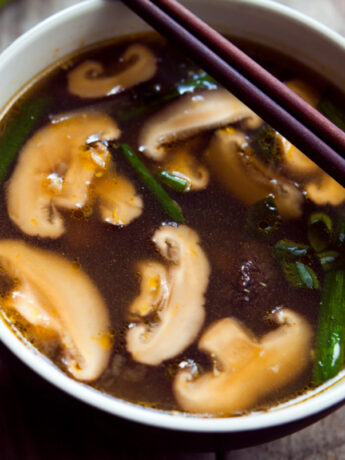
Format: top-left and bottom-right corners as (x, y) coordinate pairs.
(1, 1), (345, 459)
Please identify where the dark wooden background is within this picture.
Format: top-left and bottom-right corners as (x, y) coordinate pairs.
(1, 1), (345, 458)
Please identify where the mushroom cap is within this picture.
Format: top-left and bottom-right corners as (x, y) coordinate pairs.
(173, 309), (312, 415)
(0, 240), (112, 381)
(7, 112), (121, 238)
(306, 173), (345, 205)
(205, 128), (304, 219)
(67, 44), (157, 99)
(95, 167), (143, 226)
(126, 225), (211, 365)
(139, 89), (261, 161)
(162, 140), (209, 191)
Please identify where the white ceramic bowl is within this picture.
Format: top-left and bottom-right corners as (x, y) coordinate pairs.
(1, 0), (345, 436)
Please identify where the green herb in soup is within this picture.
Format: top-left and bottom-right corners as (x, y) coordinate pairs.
(1, 32), (345, 416)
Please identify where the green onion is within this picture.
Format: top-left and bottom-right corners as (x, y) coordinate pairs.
(317, 250), (341, 272)
(119, 72), (217, 121)
(280, 261), (320, 290)
(0, 97), (48, 184)
(312, 269), (345, 386)
(156, 170), (189, 193)
(273, 239), (310, 261)
(247, 195), (280, 237)
(119, 144), (184, 223)
(308, 213), (333, 252)
(253, 125), (280, 166)
(175, 72), (217, 96)
(334, 219), (345, 251)
(318, 96), (345, 132)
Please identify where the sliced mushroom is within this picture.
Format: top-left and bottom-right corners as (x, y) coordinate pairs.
(306, 174), (345, 205)
(7, 112), (143, 238)
(95, 166), (143, 226)
(285, 79), (320, 107)
(139, 89), (262, 161)
(205, 129), (304, 219)
(162, 142), (209, 191)
(279, 134), (320, 177)
(126, 225), (210, 365)
(68, 44), (157, 98)
(0, 240), (112, 381)
(173, 309), (312, 414)
(278, 79), (320, 177)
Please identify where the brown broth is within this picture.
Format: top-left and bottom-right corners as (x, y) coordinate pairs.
(0, 32), (344, 414)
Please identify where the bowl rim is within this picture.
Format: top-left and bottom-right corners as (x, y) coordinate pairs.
(1, 0), (345, 433)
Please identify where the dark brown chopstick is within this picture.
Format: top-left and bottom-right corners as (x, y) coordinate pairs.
(152, 0), (345, 158)
(122, 0), (345, 186)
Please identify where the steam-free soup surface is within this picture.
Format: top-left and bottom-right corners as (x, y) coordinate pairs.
(0, 32), (344, 415)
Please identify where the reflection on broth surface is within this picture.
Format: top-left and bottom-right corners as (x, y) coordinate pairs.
(1, 32), (345, 416)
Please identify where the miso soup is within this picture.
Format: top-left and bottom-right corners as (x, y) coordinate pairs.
(0, 32), (345, 416)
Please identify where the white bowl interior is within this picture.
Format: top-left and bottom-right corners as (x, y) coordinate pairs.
(1, 0), (345, 432)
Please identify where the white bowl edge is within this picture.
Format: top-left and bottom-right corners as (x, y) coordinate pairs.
(1, 0), (345, 433)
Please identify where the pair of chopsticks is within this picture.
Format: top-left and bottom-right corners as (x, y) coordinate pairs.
(121, 0), (345, 186)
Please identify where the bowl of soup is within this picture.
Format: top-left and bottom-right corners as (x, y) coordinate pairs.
(1, 0), (345, 445)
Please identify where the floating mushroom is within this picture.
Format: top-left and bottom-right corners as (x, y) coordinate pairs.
(285, 78), (320, 107)
(173, 309), (312, 414)
(0, 240), (112, 381)
(67, 44), (157, 98)
(306, 174), (345, 205)
(162, 140), (209, 191)
(7, 112), (143, 238)
(205, 128), (304, 219)
(126, 225), (210, 365)
(95, 166), (143, 226)
(139, 89), (262, 161)
(278, 79), (320, 177)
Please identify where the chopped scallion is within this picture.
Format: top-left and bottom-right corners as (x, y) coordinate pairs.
(247, 195), (280, 237)
(119, 72), (217, 121)
(156, 170), (189, 193)
(273, 239), (310, 261)
(281, 261), (320, 290)
(312, 269), (345, 386)
(317, 250), (341, 272)
(119, 144), (184, 223)
(0, 97), (48, 184)
(307, 212), (333, 253)
(318, 96), (345, 132)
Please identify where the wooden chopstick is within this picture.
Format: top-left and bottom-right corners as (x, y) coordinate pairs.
(152, 0), (345, 158)
(123, 0), (345, 186)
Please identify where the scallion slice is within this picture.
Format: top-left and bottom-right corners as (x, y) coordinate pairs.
(312, 269), (345, 386)
(308, 213), (333, 253)
(247, 195), (280, 237)
(156, 170), (189, 193)
(119, 144), (184, 223)
(0, 97), (48, 184)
